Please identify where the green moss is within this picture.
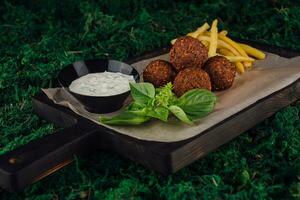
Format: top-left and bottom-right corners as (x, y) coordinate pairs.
(1, 0), (300, 199)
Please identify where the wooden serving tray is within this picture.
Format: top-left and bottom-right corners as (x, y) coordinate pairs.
(0, 41), (299, 192)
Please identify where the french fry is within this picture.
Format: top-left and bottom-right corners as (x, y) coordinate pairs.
(187, 23), (210, 38)
(239, 43), (266, 60)
(219, 30), (228, 36)
(224, 56), (255, 62)
(201, 40), (210, 47)
(171, 38), (177, 45)
(202, 32), (243, 56)
(197, 35), (240, 56)
(170, 20), (265, 74)
(218, 48), (233, 56)
(218, 48), (245, 74)
(218, 35), (247, 56)
(203, 31), (210, 36)
(208, 19), (218, 57)
(171, 22), (210, 45)
(218, 35), (252, 67)
(235, 62), (245, 74)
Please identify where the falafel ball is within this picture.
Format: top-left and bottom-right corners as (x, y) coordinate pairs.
(173, 67), (211, 96)
(170, 36), (208, 71)
(203, 56), (236, 91)
(143, 59), (175, 87)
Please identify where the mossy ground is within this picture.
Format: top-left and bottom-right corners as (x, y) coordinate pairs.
(1, 0), (300, 199)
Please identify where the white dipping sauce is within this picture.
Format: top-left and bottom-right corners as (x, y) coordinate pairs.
(69, 72), (135, 96)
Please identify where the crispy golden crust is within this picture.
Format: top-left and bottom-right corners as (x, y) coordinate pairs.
(173, 67), (211, 96)
(203, 56), (236, 91)
(170, 36), (208, 71)
(143, 59), (175, 87)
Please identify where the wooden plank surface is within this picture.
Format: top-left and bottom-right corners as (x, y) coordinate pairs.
(0, 41), (299, 192)
(30, 76), (300, 176)
(169, 79), (300, 172)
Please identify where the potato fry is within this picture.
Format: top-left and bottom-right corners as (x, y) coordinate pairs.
(239, 43), (266, 60)
(218, 48), (233, 56)
(170, 20), (266, 74)
(218, 35), (247, 56)
(244, 61), (252, 68)
(218, 35), (252, 67)
(224, 56), (255, 62)
(197, 35), (240, 56)
(187, 22), (210, 38)
(171, 38), (177, 45)
(208, 19), (218, 57)
(170, 22), (210, 45)
(201, 32), (242, 55)
(203, 31), (210, 36)
(201, 40), (209, 47)
(218, 48), (245, 74)
(235, 62), (245, 74)
(219, 30), (228, 36)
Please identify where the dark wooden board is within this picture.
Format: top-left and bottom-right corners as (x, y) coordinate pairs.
(0, 41), (299, 192)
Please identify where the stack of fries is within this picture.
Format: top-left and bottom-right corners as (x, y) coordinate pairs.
(171, 19), (266, 74)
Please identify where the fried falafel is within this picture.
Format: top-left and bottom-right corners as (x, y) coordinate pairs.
(203, 56), (236, 90)
(170, 36), (208, 71)
(173, 67), (211, 96)
(143, 59), (175, 87)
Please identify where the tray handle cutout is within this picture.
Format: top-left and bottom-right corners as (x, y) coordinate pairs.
(0, 123), (98, 192)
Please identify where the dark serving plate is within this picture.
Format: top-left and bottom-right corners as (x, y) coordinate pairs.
(58, 59), (140, 113)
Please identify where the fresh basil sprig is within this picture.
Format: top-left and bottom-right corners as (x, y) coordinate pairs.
(100, 82), (217, 125)
(177, 88), (217, 120)
(130, 82), (155, 106)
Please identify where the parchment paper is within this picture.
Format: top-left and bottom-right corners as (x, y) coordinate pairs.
(43, 52), (300, 142)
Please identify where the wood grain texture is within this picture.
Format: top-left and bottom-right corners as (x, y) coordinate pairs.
(169, 80), (300, 172)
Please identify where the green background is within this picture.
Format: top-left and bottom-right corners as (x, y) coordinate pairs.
(1, 0), (300, 199)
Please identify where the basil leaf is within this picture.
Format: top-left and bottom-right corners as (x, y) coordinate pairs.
(127, 102), (144, 111)
(154, 82), (177, 108)
(146, 107), (169, 122)
(130, 82), (155, 105)
(169, 105), (193, 125)
(100, 110), (151, 125)
(178, 89), (217, 120)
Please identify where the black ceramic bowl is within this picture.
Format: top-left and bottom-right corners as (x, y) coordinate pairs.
(58, 59), (140, 113)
